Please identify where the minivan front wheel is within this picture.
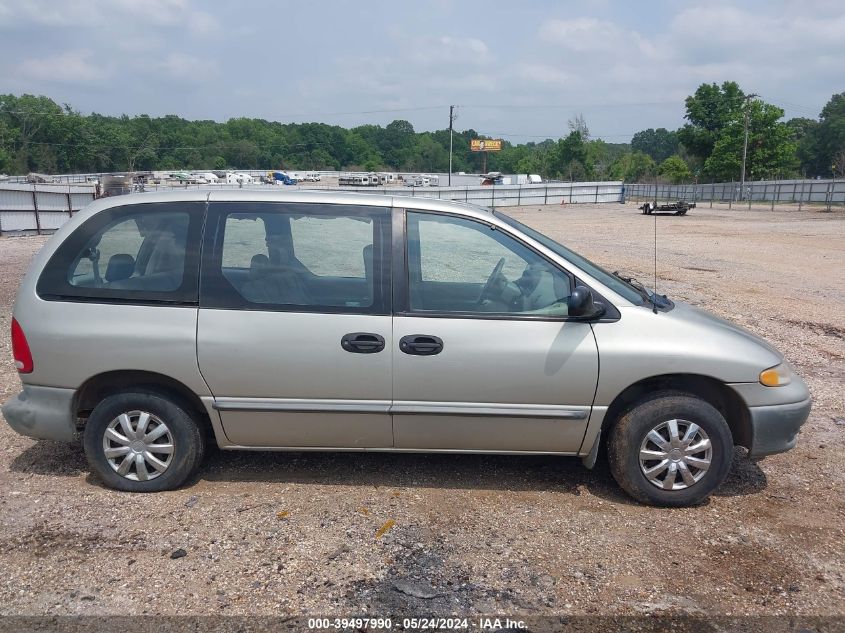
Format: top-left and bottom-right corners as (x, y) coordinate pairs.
(607, 392), (733, 506)
(83, 391), (205, 492)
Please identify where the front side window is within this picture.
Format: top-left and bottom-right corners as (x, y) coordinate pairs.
(406, 211), (572, 315)
(37, 203), (202, 303)
(494, 210), (646, 306)
(202, 203), (389, 314)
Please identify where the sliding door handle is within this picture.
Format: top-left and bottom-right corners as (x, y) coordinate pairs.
(399, 334), (443, 356)
(341, 332), (385, 354)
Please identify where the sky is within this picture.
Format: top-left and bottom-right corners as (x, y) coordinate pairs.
(0, 0), (842, 143)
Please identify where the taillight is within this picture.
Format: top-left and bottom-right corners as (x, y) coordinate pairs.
(11, 318), (33, 374)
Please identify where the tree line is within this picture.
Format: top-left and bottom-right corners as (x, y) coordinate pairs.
(1, 82), (843, 182)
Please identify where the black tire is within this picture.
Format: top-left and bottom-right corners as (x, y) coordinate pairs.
(607, 391), (733, 507)
(83, 391), (205, 492)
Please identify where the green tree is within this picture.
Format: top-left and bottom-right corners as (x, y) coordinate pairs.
(568, 113), (590, 140)
(658, 155), (692, 183)
(222, 139), (260, 169)
(409, 134), (448, 172)
(551, 131), (591, 180)
(678, 81), (745, 163)
(381, 119), (416, 167)
(631, 128), (679, 163)
(0, 119), (13, 172)
(786, 117), (820, 176)
(809, 93), (845, 177)
(0, 94), (65, 172)
(611, 151), (655, 182)
(515, 155), (539, 175)
(0, 90), (817, 179)
(703, 100), (797, 181)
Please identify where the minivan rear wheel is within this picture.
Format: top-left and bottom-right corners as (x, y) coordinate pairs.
(607, 391), (733, 507)
(83, 391), (205, 492)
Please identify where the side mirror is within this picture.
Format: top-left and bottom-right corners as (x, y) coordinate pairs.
(568, 286), (605, 319)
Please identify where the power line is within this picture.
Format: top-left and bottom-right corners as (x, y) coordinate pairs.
(461, 101), (678, 109)
(0, 100), (682, 122)
(0, 105), (450, 120)
(8, 139), (337, 151)
(482, 131), (636, 139)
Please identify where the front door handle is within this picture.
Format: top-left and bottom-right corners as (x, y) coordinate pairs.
(341, 332), (385, 354)
(399, 334), (443, 356)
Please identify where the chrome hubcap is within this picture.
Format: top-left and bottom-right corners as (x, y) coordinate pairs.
(102, 410), (174, 482)
(639, 419), (712, 491)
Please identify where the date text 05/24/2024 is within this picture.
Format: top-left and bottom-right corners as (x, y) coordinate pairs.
(306, 617), (528, 630)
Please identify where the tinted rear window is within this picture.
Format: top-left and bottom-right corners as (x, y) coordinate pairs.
(37, 202), (205, 304)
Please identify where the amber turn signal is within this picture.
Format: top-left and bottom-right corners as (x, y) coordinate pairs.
(760, 363), (791, 387)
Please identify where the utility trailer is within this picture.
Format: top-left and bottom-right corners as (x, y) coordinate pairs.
(639, 200), (695, 216)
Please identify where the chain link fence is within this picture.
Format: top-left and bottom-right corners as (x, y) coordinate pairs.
(625, 179), (845, 211)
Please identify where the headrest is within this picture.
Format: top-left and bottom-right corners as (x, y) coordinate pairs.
(105, 253), (135, 282)
(250, 254), (271, 277)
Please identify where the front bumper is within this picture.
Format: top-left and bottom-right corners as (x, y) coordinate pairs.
(747, 397), (812, 458)
(1, 385), (77, 442)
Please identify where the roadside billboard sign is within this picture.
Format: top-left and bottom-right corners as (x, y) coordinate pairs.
(470, 139), (502, 152)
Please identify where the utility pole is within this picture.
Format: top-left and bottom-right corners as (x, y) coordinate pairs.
(448, 105), (456, 186)
(740, 93), (758, 199)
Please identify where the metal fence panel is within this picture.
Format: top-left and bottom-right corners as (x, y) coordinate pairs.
(70, 192), (93, 209)
(38, 212), (73, 230)
(626, 179), (844, 207)
(0, 184), (94, 234)
(35, 190), (69, 212)
(0, 188), (35, 211)
(0, 211), (39, 232)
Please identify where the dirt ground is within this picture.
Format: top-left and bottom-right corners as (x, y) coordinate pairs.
(0, 202), (843, 620)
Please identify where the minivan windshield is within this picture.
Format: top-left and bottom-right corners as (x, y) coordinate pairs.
(494, 211), (647, 306)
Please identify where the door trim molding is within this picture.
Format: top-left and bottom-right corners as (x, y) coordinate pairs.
(213, 397), (589, 420)
(213, 398), (391, 414)
(392, 401), (589, 419)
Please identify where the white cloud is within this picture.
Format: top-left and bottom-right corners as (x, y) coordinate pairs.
(667, 5), (845, 64)
(401, 34), (493, 67)
(186, 11), (219, 35)
(18, 49), (103, 83)
(159, 53), (214, 81)
(513, 63), (571, 87)
(539, 17), (624, 51)
(0, 0), (218, 33)
(0, 2), (843, 139)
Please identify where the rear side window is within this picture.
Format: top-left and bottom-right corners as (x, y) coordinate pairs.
(37, 202), (204, 304)
(201, 202), (390, 314)
(289, 215), (370, 277)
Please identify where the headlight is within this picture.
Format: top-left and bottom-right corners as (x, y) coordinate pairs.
(759, 362), (792, 387)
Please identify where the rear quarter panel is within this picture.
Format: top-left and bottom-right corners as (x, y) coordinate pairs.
(14, 299), (207, 396)
(11, 194), (210, 396)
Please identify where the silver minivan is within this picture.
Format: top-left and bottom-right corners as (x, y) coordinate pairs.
(2, 191), (811, 506)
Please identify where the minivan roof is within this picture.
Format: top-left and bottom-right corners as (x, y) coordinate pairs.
(82, 189), (496, 221)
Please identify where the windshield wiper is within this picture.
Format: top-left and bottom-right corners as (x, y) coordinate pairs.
(612, 271), (652, 301)
(612, 271), (673, 310)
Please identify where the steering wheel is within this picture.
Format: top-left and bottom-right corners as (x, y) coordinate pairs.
(86, 247), (103, 288)
(478, 257), (506, 304)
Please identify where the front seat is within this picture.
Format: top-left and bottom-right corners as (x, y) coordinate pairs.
(104, 253), (135, 283)
(143, 226), (187, 291)
(517, 263), (567, 311)
(241, 253), (311, 305)
(240, 254), (273, 303)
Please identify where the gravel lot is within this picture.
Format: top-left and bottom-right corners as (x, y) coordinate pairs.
(0, 203), (843, 620)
